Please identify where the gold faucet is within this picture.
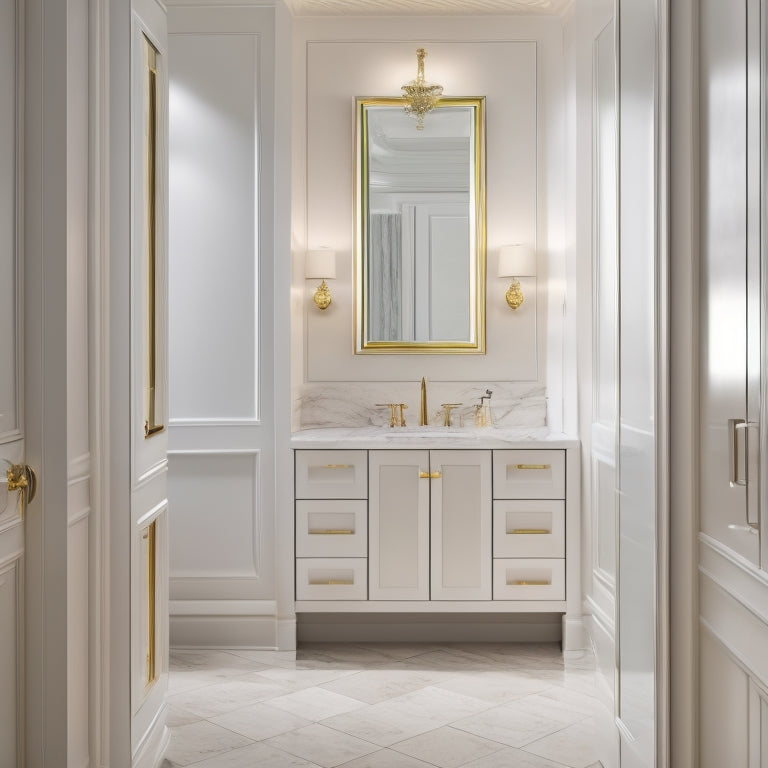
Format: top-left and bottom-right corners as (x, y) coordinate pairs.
(441, 403), (462, 427)
(420, 377), (428, 426)
(376, 403), (408, 427)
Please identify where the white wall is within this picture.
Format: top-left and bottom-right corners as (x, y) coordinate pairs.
(167, 2), (292, 649)
(291, 16), (567, 430)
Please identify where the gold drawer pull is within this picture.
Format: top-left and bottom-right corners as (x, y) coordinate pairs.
(508, 579), (551, 586)
(513, 464), (551, 470)
(308, 529), (354, 535)
(419, 471), (442, 479)
(508, 528), (551, 535)
(322, 464), (353, 469)
(310, 579), (353, 586)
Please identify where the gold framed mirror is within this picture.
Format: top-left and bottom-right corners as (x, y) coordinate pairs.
(355, 97), (486, 354)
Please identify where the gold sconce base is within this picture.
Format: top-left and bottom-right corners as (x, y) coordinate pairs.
(314, 280), (332, 310)
(505, 279), (524, 310)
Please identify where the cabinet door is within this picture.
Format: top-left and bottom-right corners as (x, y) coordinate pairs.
(431, 450), (492, 600)
(369, 450), (429, 600)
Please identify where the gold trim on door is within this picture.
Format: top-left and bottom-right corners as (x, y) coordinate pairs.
(144, 38), (163, 438)
(142, 520), (157, 686)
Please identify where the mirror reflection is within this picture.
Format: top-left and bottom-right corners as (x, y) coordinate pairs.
(355, 97), (486, 353)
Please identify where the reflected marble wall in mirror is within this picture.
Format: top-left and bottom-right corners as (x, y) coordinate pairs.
(355, 97), (486, 354)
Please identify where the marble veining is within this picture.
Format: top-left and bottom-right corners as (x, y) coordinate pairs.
(297, 382), (546, 430)
(164, 643), (607, 768)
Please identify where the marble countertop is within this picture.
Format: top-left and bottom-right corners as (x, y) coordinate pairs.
(289, 426), (579, 450)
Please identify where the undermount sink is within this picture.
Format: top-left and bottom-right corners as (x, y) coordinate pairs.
(380, 426), (486, 438)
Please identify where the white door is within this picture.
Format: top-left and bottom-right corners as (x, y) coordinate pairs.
(130, 1), (170, 764)
(698, 0), (768, 764)
(0, 5), (26, 762)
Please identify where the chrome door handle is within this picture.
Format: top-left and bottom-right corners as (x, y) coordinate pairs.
(727, 419), (760, 531)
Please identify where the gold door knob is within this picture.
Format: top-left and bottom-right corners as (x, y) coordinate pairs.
(6, 463), (38, 519)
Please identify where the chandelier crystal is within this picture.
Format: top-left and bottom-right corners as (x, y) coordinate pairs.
(401, 48), (443, 131)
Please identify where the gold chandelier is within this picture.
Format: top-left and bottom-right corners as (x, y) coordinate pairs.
(401, 48), (443, 130)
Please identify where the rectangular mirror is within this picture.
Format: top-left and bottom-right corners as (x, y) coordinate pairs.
(355, 97), (486, 354)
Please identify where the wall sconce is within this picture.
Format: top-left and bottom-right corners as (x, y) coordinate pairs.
(498, 245), (537, 310)
(401, 48), (443, 131)
(305, 249), (336, 310)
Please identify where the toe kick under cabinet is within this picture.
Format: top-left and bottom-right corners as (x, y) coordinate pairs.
(294, 445), (578, 622)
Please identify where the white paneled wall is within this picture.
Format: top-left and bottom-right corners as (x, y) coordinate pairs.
(291, 17), (569, 431)
(167, 4), (284, 649)
(168, 33), (259, 423)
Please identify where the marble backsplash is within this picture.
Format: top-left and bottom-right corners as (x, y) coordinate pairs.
(296, 381), (547, 430)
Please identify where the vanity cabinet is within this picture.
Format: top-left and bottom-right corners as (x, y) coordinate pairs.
(292, 440), (582, 652)
(368, 450), (492, 601)
(294, 450), (368, 600)
(492, 450), (566, 601)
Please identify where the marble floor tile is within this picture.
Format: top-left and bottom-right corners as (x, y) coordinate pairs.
(299, 643), (426, 665)
(451, 702), (573, 749)
(170, 649), (269, 675)
(433, 669), (552, 703)
(461, 747), (572, 768)
(185, 742), (324, 768)
(264, 723), (379, 768)
(266, 686), (367, 721)
(210, 701), (313, 740)
(252, 665), (361, 692)
(166, 704), (203, 728)
(384, 685), (493, 724)
(165, 643), (607, 768)
(392, 725), (506, 768)
(319, 667), (454, 705)
(166, 679), (293, 719)
(336, 749), (437, 768)
(320, 702), (441, 747)
(520, 718), (601, 767)
(402, 649), (500, 674)
(164, 720), (252, 766)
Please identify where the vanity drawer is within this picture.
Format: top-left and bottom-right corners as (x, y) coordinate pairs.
(493, 558), (565, 600)
(296, 558), (367, 600)
(296, 500), (368, 558)
(295, 451), (368, 499)
(493, 500), (565, 558)
(492, 450), (565, 499)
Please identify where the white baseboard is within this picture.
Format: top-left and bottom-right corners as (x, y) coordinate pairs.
(170, 615), (277, 649)
(277, 617), (297, 651)
(296, 612), (563, 643)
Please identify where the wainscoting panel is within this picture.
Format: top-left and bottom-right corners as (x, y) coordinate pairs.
(168, 450), (274, 646)
(0, 558), (20, 767)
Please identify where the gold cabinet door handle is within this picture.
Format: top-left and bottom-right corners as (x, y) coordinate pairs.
(322, 464), (352, 469)
(508, 529), (551, 535)
(513, 464), (551, 471)
(308, 529), (354, 535)
(419, 471), (442, 479)
(508, 579), (552, 586)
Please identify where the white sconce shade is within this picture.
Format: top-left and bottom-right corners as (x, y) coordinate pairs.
(305, 249), (336, 310)
(498, 244), (537, 278)
(498, 245), (536, 310)
(305, 249), (336, 280)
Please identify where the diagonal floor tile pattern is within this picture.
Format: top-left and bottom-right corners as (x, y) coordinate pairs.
(165, 642), (607, 768)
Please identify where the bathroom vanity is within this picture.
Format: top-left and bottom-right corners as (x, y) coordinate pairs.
(291, 427), (583, 653)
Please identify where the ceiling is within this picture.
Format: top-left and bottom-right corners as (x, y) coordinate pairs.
(286, 0), (572, 16)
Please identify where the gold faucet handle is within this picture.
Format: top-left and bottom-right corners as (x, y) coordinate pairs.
(440, 403), (462, 427)
(397, 403), (407, 427)
(375, 403), (398, 427)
